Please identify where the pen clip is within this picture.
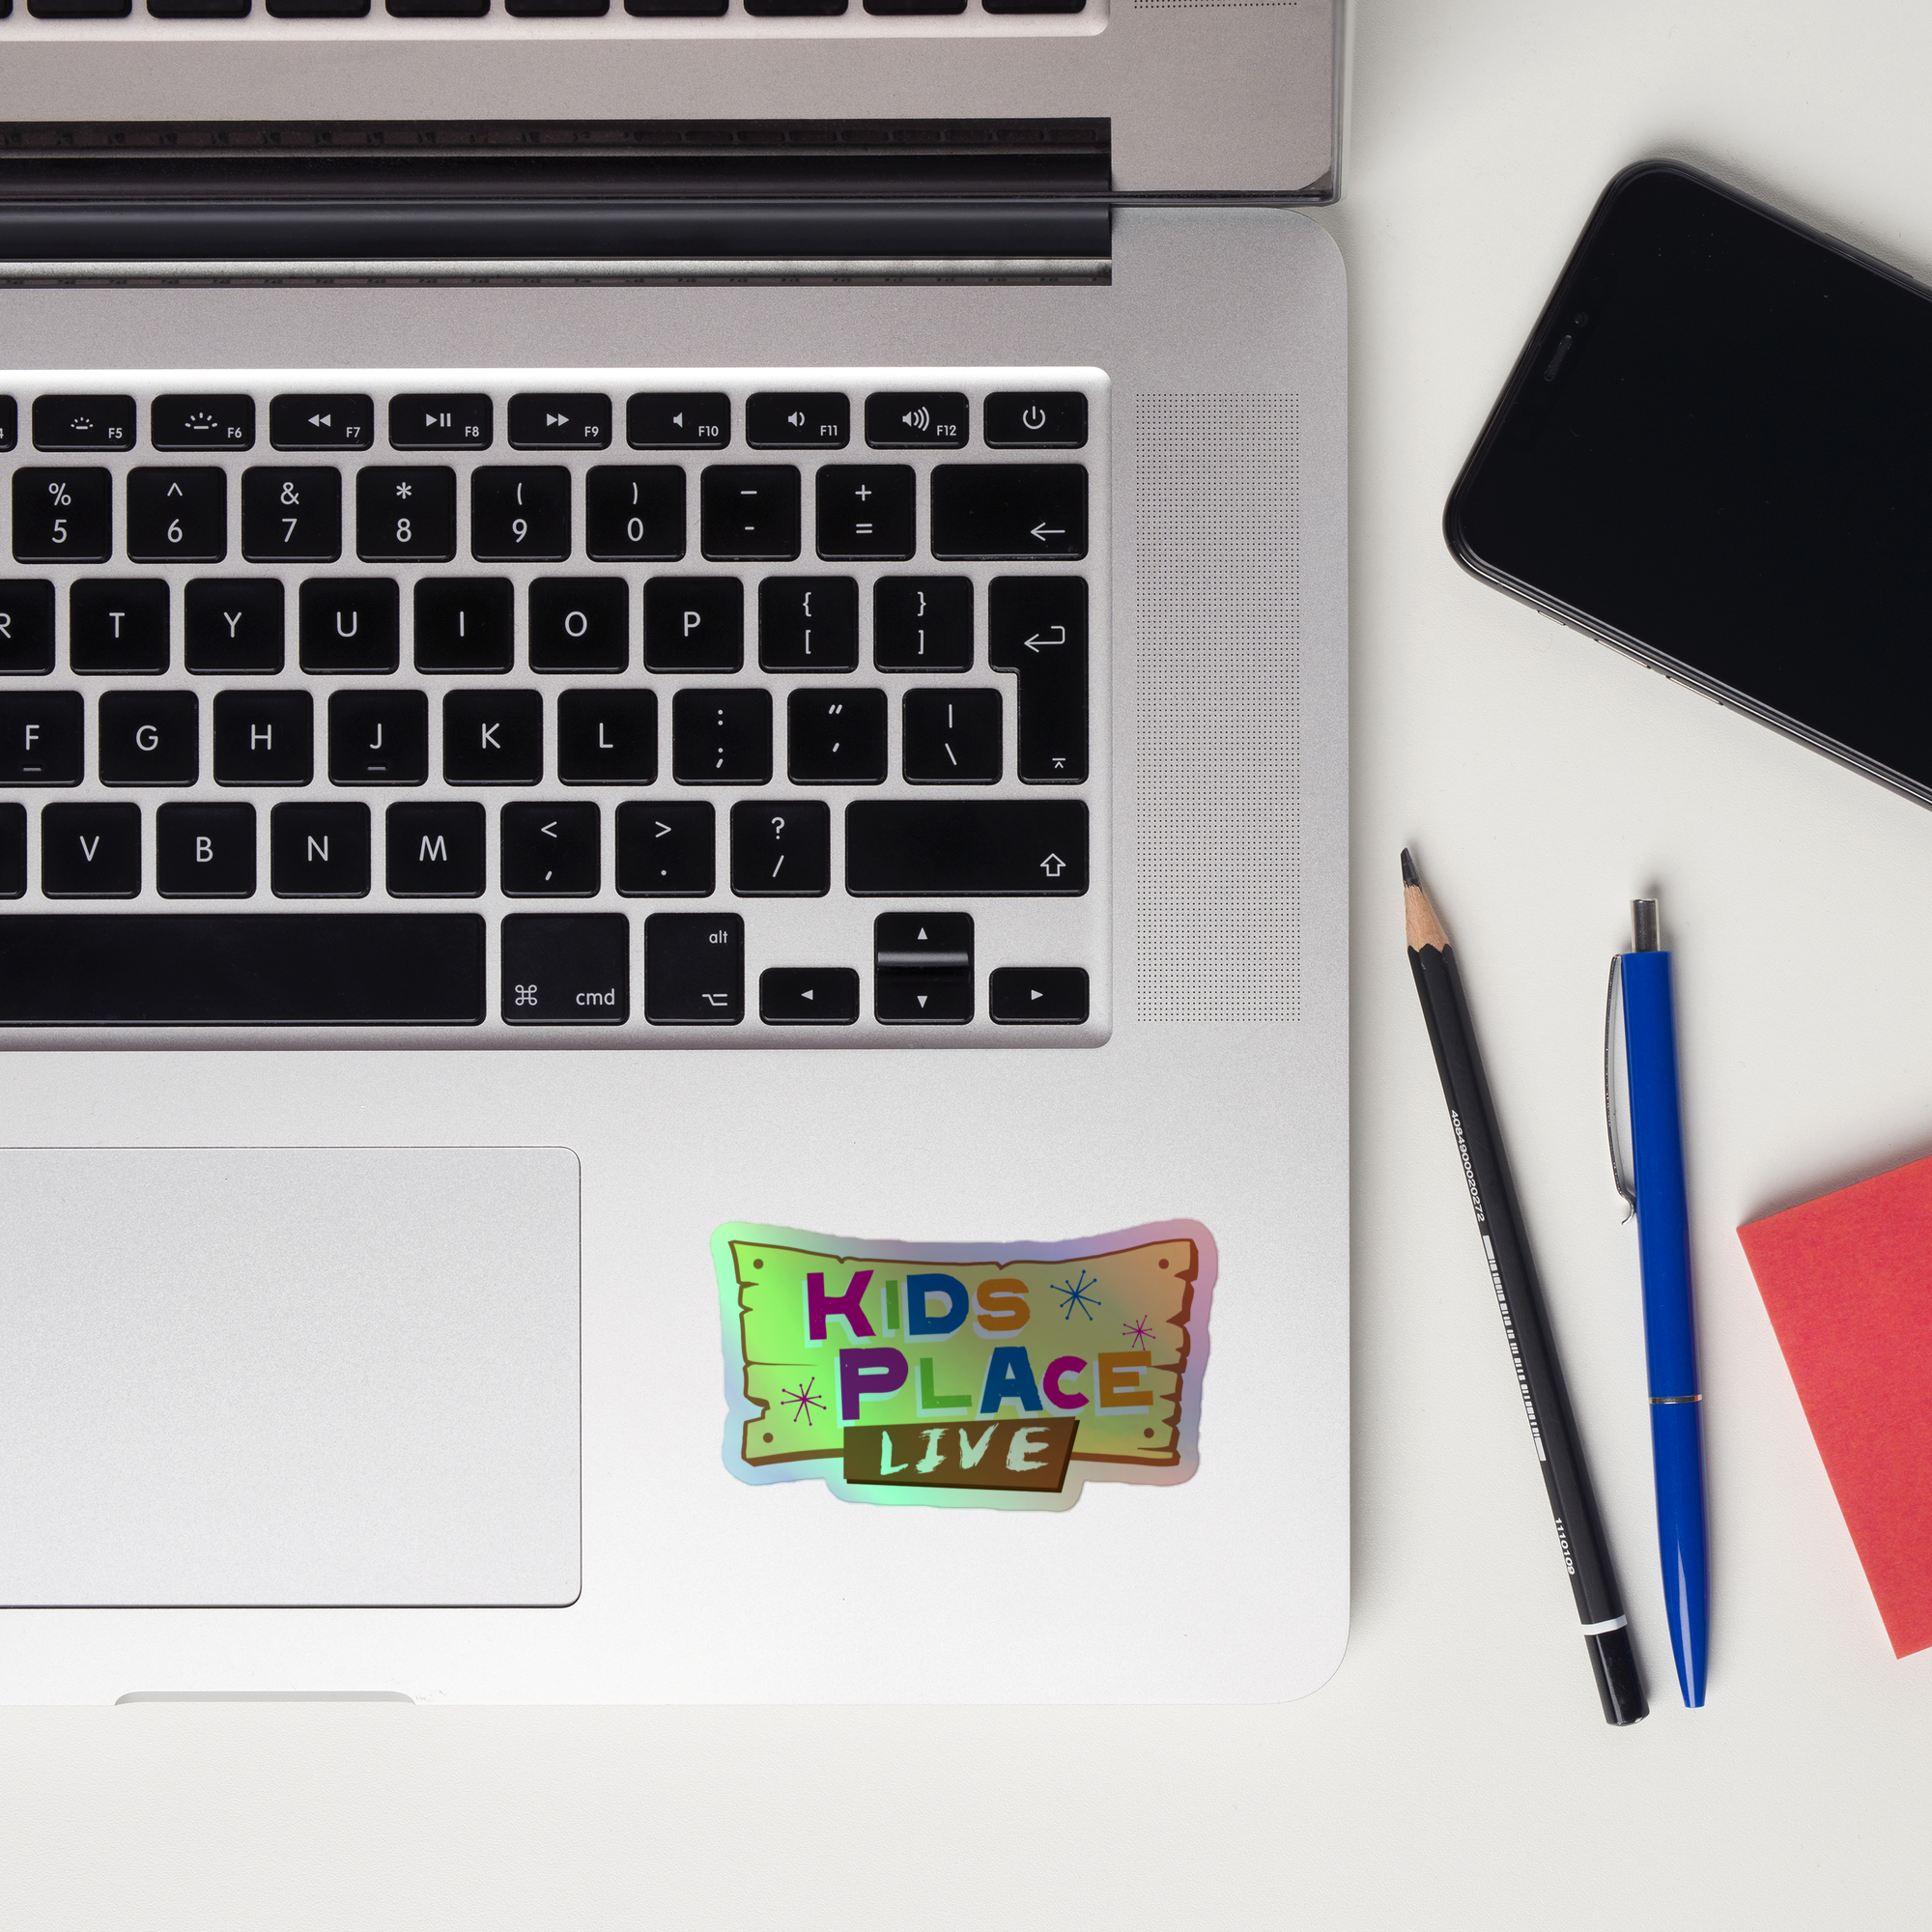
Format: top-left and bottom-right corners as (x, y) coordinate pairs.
(1604, 955), (1636, 1223)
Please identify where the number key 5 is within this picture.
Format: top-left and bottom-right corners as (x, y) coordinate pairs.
(13, 469), (112, 564)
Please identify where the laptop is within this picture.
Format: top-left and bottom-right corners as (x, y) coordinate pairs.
(0, 7), (1349, 1704)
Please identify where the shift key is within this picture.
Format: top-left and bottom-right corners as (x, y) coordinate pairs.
(845, 800), (1088, 895)
(929, 465), (1087, 560)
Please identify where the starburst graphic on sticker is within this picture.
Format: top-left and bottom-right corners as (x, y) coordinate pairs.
(1123, 1315), (1155, 1349)
(1056, 1269), (1102, 1321)
(781, 1378), (826, 1426)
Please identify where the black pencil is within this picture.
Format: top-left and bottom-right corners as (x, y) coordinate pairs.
(1403, 849), (1647, 1726)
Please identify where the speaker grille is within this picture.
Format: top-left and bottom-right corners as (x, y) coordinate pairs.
(1134, 393), (1301, 1023)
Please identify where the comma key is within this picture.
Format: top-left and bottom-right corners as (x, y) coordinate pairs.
(501, 913), (630, 1025)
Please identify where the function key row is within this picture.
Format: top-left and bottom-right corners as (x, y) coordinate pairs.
(0, 798), (1090, 899)
(0, 681), (1081, 786)
(0, 390), (1086, 455)
(8, 463), (1089, 564)
(8, 0), (1085, 17)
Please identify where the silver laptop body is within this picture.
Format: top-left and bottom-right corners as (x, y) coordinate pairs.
(0, 14), (1348, 1704)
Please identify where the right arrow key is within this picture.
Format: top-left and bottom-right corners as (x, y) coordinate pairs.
(989, 967), (1090, 1026)
(929, 464), (1087, 559)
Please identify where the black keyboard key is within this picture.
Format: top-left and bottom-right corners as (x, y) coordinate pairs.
(357, 468), (456, 563)
(930, 465), (1088, 560)
(558, 689), (657, 784)
(99, 691), (198, 785)
(501, 802), (600, 896)
(508, 392), (611, 448)
(32, 394), (134, 452)
(0, 913), (484, 1026)
(156, 803), (256, 898)
(0, 692), (83, 783)
(987, 575), (1088, 782)
(982, 390), (1089, 446)
(866, 391), (969, 449)
(864, 0), (962, 11)
(267, 0), (368, 12)
(788, 687), (887, 784)
(328, 690), (428, 785)
(874, 577), (971, 671)
(672, 688), (771, 784)
(152, 394), (256, 451)
(644, 911), (743, 1024)
(414, 578), (514, 673)
(242, 466), (342, 563)
(0, 803), (24, 899)
(185, 579), (285, 674)
(746, 392), (849, 448)
(744, 0), (843, 11)
(127, 468), (228, 564)
(615, 800), (712, 895)
(42, 803), (141, 898)
(759, 967), (859, 1025)
(13, 469), (111, 564)
(390, 392), (492, 451)
(585, 466), (685, 561)
(501, 913), (629, 1023)
(386, 0), (484, 12)
(873, 910), (973, 1024)
(271, 803), (371, 896)
(989, 965), (1091, 1023)
(29, 0), (131, 14)
(530, 578), (629, 673)
(71, 581), (169, 674)
(213, 690), (313, 785)
(816, 466), (915, 561)
(386, 802), (486, 897)
(730, 799), (830, 896)
(270, 394), (374, 450)
(644, 577), (742, 672)
(148, 7), (255, 23)
(903, 688), (1001, 784)
(443, 689), (543, 785)
(472, 467), (571, 562)
(0, 580), (55, 675)
(845, 799), (1088, 895)
(627, 392), (729, 447)
(759, 577), (858, 672)
(0, 399), (15, 453)
(299, 579), (400, 674)
(983, 0), (1085, 9)
(626, 0), (724, 12)
(700, 466), (800, 561)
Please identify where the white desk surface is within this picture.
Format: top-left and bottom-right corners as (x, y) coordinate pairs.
(11, 2), (1932, 1923)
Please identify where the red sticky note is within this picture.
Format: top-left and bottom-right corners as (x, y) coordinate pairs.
(1740, 1154), (1932, 1658)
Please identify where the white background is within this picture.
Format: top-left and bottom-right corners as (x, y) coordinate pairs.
(12, 1), (1932, 1922)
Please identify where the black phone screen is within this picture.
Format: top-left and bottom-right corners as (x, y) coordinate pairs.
(1447, 162), (1932, 798)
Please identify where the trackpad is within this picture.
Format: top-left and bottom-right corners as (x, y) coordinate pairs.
(0, 1148), (579, 1606)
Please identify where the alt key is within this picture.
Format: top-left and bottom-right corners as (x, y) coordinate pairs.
(759, 966), (860, 1026)
(989, 966), (1089, 1024)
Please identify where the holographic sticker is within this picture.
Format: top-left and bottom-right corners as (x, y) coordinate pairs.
(714, 1221), (1215, 1511)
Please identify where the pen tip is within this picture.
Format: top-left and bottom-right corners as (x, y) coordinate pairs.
(1400, 848), (1419, 889)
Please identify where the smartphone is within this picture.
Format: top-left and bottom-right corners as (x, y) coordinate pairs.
(1446, 161), (1932, 806)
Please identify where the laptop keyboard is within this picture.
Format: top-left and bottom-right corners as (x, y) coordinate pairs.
(0, 368), (1108, 1041)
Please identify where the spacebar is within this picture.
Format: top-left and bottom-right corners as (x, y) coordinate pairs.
(0, 915), (488, 1026)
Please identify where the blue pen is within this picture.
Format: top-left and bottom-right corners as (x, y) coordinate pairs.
(1614, 897), (1709, 1708)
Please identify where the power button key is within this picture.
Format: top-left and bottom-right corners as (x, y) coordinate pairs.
(982, 391), (1088, 449)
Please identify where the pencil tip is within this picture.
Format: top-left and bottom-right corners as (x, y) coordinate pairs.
(1400, 848), (1418, 888)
